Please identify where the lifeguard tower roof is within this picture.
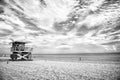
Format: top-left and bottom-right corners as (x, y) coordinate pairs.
(12, 41), (29, 44)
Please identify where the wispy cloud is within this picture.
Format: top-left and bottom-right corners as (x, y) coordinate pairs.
(0, 0), (120, 53)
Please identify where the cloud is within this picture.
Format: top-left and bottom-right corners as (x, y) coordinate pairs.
(0, 0), (120, 53)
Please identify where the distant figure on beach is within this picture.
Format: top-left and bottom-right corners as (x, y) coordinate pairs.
(7, 60), (9, 64)
(79, 57), (81, 61)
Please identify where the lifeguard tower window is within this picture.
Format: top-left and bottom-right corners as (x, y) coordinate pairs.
(12, 42), (25, 51)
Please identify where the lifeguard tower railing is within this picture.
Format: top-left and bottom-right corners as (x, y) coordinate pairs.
(11, 47), (33, 52)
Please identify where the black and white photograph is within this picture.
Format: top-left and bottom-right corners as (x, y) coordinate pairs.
(0, 0), (120, 80)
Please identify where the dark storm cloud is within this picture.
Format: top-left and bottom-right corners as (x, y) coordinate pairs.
(1, 29), (13, 33)
(114, 24), (120, 30)
(40, 0), (46, 6)
(18, 17), (42, 31)
(0, 7), (4, 14)
(25, 26), (40, 31)
(28, 33), (39, 37)
(9, 0), (24, 11)
(105, 0), (120, 4)
(76, 24), (89, 36)
(0, 29), (13, 37)
(0, 31), (12, 37)
(0, 17), (4, 21)
(0, 0), (7, 5)
(10, 8), (25, 17)
(0, 33), (9, 37)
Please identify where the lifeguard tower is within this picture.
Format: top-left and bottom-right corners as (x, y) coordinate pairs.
(10, 41), (33, 61)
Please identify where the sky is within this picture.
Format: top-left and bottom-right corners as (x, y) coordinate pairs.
(0, 0), (120, 54)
